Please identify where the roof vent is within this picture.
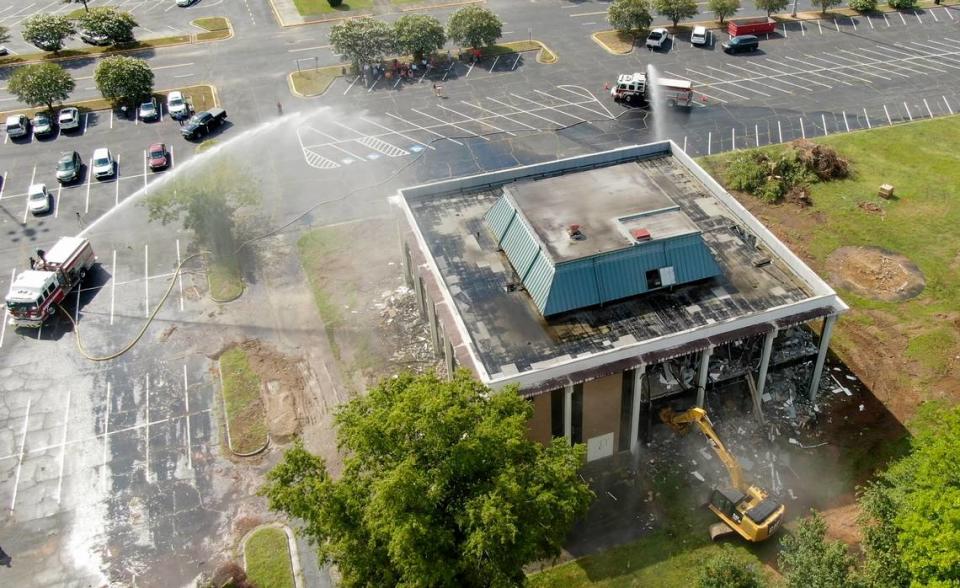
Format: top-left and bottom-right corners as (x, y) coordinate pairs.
(631, 228), (652, 242)
(568, 224), (585, 241)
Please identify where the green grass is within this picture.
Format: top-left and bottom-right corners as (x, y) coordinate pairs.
(208, 259), (243, 301)
(293, 0), (374, 16)
(220, 347), (268, 454)
(298, 229), (345, 359)
(245, 527), (295, 588)
(195, 139), (220, 154)
(192, 17), (229, 32)
(701, 116), (960, 391)
(290, 66), (342, 97)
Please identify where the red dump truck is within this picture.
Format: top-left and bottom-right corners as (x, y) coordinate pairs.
(727, 17), (777, 36)
(5, 236), (96, 328)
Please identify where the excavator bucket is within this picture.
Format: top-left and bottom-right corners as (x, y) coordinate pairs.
(709, 522), (736, 541)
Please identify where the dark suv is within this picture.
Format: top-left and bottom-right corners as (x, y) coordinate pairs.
(180, 108), (227, 140)
(722, 35), (759, 54)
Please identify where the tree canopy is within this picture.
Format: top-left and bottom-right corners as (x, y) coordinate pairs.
(446, 6), (503, 50)
(93, 55), (154, 106)
(654, 0), (699, 28)
(753, 0), (789, 15)
(260, 371), (593, 587)
(0, 24), (10, 45)
(697, 545), (766, 588)
(76, 7), (137, 44)
(329, 17), (394, 69)
(779, 511), (858, 588)
(393, 14), (446, 61)
(811, 0), (843, 12)
(608, 0), (654, 34)
(7, 63), (75, 112)
(708, 0), (741, 23)
(22, 14), (76, 53)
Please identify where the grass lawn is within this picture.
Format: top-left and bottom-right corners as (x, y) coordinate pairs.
(592, 31), (635, 55)
(219, 346), (268, 454)
(290, 66), (343, 97)
(245, 527), (295, 588)
(192, 16), (230, 31)
(700, 116), (960, 418)
(208, 259), (244, 301)
(293, 0), (373, 15)
(298, 229), (345, 357)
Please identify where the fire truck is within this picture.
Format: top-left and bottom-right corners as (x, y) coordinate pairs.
(5, 236), (96, 328)
(611, 73), (694, 107)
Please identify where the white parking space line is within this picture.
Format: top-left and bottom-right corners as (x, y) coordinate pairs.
(438, 104), (515, 136)
(489, 55), (500, 72)
(867, 15), (874, 29)
(722, 63), (794, 93)
(915, 10), (922, 24)
(461, 101), (536, 130)
(465, 61), (475, 78)
(683, 136), (687, 152)
(184, 365), (192, 470)
(23, 165), (36, 224)
(115, 154), (121, 205)
(360, 116), (436, 150)
(487, 96), (566, 126)
(791, 54), (874, 83)
(557, 86), (616, 118)
(884, 104), (892, 125)
(707, 131), (712, 155)
(0, 170), (7, 200)
(863, 108), (872, 128)
(343, 76), (360, 95)
(10, 398), (31, 513)
(145, 375), (151, 482)
(0, 268), (13, 348)
(676, 69), (752, 99)
(924, 98), (934, 117)
(55, 184), (61, 218)
(534, 89), (612, 120)
(411, 107), (490, 140)
(110, 250), (117, 325)
(837, 49), (913, 77)
(944, 95), (954, 114)
(304, 126), (371, 158)
(817, 20), (823, 34)
(900, 12), (907, 25)
(511, 53), (522, 71)
(903, 102), (913, 121)
(56, 388), (71, 505)
(382, 112), (460, 146)
(144, 244), (149, 318)
(932, 9), (939, 22)
(883, 13), (890, 27)
(947, 8), (955, 20)
(901, 42), (960, 70)
(800, 118), (806, 139)
(842, 111), (850, 132)
(101, 382), (110, 491)
(176, 239), (185, 311)
(821, 113), (829, 135)
(728, 62), (809, 91)
(778, 120), (783, 143)
(812, 53), (893, 80)
(852, 46), (945, 73)
(850, 17), (857, 31)
(143, 151), (148, 193)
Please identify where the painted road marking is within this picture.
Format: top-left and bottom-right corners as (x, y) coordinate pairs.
(110, 250), (116, 325)
(944, 95), (954, 114)
(360, 116), (436, 150)
(10, 398), (31, 513)
(924, 98), (933, 117)
(385, 112), (463, 146)
(884, 104), (892, 125)
(864, 108), (872, 128)
(56, 388), (71, 505)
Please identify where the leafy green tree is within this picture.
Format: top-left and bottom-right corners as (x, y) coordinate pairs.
(754, 0), (789, 15)
(655, 0), (699, 27)
(394, 14), (445, 61)
(848, 0), (876, 10)
(94, 55), (153, 107)
(779, 511), (858, 588)
(697, 545), (767, 588)
(608, 0), (654, 34)
(329, 17), (394, 71)
(812, 0), (842, 13)
(887, 0), (917, 8)
(858, 403), (960, 586)
(22, 14), (76, 53)
(446, 5), (502, 50)
(0, 24), (10, 45)
(708, 0), (741, 23)
(77, 7), (137, 44)
(260, 371), (594, 588)
(8, 63), (75, 113)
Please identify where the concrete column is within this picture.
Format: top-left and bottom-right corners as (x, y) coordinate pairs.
(808, 314), (838, 403)
(402, 244), (414, 288)
(413, 276), (425, 318)
(563, 385), (573, 444)
(630, 366), (645, 452)
(427, 302), (439, 356)
(696, 348), (713, 408)
(443, 338), (455, 379)
(754, 328), (777, 422)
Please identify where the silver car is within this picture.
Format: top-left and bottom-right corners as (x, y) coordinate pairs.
(58, 107), (81, 131)
(27, 184), (51, 215)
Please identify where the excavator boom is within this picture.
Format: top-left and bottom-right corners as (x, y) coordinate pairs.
(659, 407), (745, 492)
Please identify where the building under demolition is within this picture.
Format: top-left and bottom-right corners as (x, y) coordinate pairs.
(398, 142), (847, 462)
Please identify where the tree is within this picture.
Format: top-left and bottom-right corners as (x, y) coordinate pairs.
(260, 371), (594, 587)
(0, 24), (10, 46)
(8, 63), (75, 113)
(887, 0), (917, 8)
(77, 7), (137, 44)
(329, 17), (394, 71)
(848, 0), (877, 9)
(779, 511), (858, 588)
(697, 545), (766, 588)
(655, 0), (699, 28)
(446, 5), (503, 50)
(708, 0), (741, 23)
(94, 55), (153, 107)
(394, 14), (445, 61)
(754, 0), (789, 15)
(812, 0), (842, 12)
(21, 14), (76, 53)
(858, 403), (960, 586)
(608, 0), (654, 35)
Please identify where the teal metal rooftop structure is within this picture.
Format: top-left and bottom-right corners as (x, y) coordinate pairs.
(483, 164), (722, 316)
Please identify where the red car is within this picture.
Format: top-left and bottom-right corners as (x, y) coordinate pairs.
(147, 143), (169, 170)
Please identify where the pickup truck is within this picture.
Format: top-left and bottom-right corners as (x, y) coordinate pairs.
(181, 108), (227, 140)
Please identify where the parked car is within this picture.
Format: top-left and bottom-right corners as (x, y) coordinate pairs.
(138, 98), (160, 122)
(691, 26), (708, 46)
(56, 151), (82, 184)
(5, 114), (30, 138)
(27, 184), (51, 215)
(80, 30), (111, 46)
(58, 107), (81, 131)
(32, 112), (54, 137)
(722, 34), (760, 54)
(166, 91), (189, 119)
(180, 108), (227, 140)
(92, 148), (115, 179)
(147, 143), (169, 170)
(646, 28), (670, 50)
(0, 46), (8, 56)
(177, 0), (198, 6)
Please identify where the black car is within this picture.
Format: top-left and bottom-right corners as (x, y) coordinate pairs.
(180, 108), (227, 140)
(56, 151), (82, 184)
(722, 35), (759, 54)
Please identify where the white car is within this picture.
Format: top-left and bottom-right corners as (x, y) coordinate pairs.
(5, 114), (29, 138)
(646, 27), (670, 49)
(691, 26), (708, 46)
(27, 184), (51, 215)
(58, 107), (80, 131)
(92, 148), (115, 179)
(176, 0), (197, 6)
(166, 91), (189, 119)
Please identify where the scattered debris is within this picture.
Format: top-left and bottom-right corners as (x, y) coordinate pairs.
(691, 471), (705, 482)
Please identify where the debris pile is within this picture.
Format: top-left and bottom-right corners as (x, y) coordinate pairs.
(375, 286), (442, 374)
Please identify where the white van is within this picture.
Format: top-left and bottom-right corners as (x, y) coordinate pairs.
(5, 114), (29, 138)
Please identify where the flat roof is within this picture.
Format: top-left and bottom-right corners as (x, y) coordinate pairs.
(399, 143), (847, 390)
(507, 164), (699, 263)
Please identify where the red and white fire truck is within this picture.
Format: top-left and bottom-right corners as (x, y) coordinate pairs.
(5, 236), (96, 328)
(611, 72), (694, 107)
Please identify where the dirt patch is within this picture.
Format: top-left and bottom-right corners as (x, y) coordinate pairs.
(826, 246), (925, 302)
(236, 340), (304, 443)
(857, 201), (883, 215)
(821, 503), (862, 547)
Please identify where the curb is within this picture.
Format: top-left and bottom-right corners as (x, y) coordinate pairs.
(0, 83), (219, 120)
(190, 16), (236, 41)
(205, 253), (245, 303)
(217, 359), (270, 457)
(287, 70), (342, 98)
(241, 523), (304, 588)
(591, 31), (635, 55)
(268, 0), (483, 27)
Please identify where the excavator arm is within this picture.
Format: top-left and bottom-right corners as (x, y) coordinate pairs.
(659, 407), (746, 493)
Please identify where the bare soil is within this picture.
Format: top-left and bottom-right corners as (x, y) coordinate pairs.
(826, 246), (925, 302)
(236, 339), (304, 443)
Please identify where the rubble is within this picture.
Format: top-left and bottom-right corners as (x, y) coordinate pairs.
(374, 286), (443, 375)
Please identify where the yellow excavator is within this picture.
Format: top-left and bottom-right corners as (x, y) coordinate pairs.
(659, 406), (785, 542)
